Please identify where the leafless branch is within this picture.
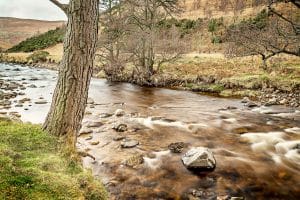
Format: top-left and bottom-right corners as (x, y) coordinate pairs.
(49, 0), (69, 15)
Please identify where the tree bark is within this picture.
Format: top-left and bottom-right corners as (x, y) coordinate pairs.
(43, 0), (99, 148)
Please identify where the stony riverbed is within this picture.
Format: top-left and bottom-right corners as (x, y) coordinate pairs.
(1, 63), (300, 199)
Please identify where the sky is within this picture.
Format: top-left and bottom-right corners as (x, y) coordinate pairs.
(0, 0), (69, 21)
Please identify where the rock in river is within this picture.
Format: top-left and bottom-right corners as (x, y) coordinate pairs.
(28, 84), (37, 88)
(245, 101), (258, 108)
(79, 128), (93, 136)
(241, 97), (250, 103)
(168, 142), (187, 153)
(86, 121), (103, 128)
(123, 154), (144, 168)
(121, 139), (139, 148)
(89, 141), (100, 146)
(114, 109), (125, 117)
(34, 100), (47, 104)
(99, 113), (113, 118)
(113, 123), (128, 132)
(182, 147), (216, 170)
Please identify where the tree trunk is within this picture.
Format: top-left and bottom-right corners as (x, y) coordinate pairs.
(43, 0), (99, 148)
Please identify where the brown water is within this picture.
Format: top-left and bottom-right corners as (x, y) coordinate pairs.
(1, 63), (300, 199)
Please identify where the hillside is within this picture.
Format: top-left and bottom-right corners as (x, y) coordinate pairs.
(7, 27), (65, 53)
(0, 17), (65, 50)
(0, 1), (269, 51)
(179, 0), (267, 20)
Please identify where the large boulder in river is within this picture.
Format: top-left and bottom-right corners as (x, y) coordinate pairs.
(182, 147), (216, 170)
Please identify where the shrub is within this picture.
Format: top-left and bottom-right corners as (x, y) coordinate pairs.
(157, 18), (202, 37)
(27, 51), (50, 63)
(230, 9), (269, 30)
(211, 35), (222, 44)
(208, 18), (223, 33)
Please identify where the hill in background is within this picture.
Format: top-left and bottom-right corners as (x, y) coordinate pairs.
(0, 17), (65, 50)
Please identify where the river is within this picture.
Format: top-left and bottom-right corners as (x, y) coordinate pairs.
(1, 63), (300, 199)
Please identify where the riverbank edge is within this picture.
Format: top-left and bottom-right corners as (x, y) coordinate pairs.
(0, 117), (108, 199)
(1, 60), (299, 108)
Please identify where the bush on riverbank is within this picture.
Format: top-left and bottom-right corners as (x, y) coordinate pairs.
(27, 51), (50, 63)
(0, 118), (107, 200)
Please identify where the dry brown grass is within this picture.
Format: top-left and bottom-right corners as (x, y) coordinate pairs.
(162, 53), (300, 80)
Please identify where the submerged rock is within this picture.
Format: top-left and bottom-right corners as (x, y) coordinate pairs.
(168, 142), (187, 153)
(89, 141), (100, 145)
(34, 100), (47, 104)
(19, 97), (31, 103)
(79, 128), (93, 136)
(99, 113), (113, 118)
(182, 147), (216, 170)
(245, 101), (258, 108)
(85, 136), (93, 140)
(123, 154), (144, 168)
(86, 121), (103, 128)
(28, 84), (37, 88)
(113, 135), (126, 141)
(121, 139), (139, 148)
(187, 188), (217, 200)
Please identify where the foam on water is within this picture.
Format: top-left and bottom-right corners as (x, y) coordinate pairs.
(284, 127), (300, 134)
(242, 131), (300, 169)
(223, 118), (237, 123)
(241, 132), (286, 151)
(143, 150), (170, 169)
(131, 117), (207, 131)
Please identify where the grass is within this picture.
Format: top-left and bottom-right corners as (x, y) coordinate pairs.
(0, 118), (108, 200)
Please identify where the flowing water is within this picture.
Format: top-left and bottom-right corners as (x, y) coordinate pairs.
(1, 63), (300, 199)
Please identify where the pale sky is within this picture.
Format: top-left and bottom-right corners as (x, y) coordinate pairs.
(0, 0), (69, 21)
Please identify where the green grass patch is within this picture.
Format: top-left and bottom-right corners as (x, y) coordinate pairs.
(220, 74), (270, 89)
(7, 27), (65, 53)
(0, 119), (108, 200)
(185, 83), (224, 93)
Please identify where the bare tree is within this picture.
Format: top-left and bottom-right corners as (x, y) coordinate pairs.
(43, 0), (99, 149)
(124, 0), (183, 84)
(97, 0), (130, 81)
(225, 1), (300, 69)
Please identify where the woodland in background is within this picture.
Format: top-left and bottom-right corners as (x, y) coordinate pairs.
(97, 0), (300, 84)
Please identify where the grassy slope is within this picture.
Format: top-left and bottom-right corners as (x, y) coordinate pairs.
(0, 17), (64, 50)
(7, 27), (65, 53)
(0, 119), (107, 200)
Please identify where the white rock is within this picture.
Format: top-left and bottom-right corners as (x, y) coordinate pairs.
(114, 109), (125, 117)
(121, 139), (139, 148)
(241, 97), (250, 103)
(182, 147), (216, 170)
